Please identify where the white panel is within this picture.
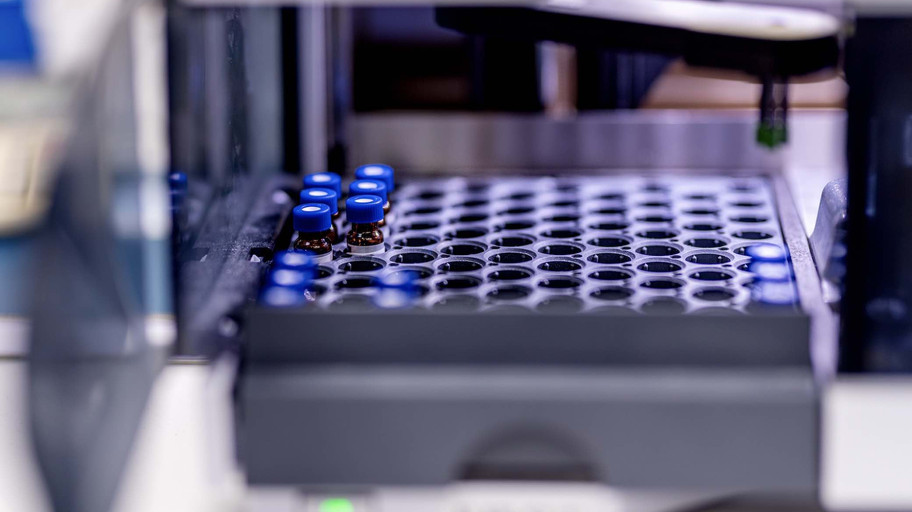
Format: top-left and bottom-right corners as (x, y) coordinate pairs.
(823, 378), (912, 510)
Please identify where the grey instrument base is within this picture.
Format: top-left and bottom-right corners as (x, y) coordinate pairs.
(238, 170), (823, 490)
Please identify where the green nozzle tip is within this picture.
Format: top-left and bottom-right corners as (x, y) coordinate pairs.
(756, 123), (788, 149)
(320, 498), (355, 512)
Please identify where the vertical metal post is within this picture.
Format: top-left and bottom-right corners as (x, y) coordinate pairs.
(842, 15), (912, 371)
(298, 3), (331, 174)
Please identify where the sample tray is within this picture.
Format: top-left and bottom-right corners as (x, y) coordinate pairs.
(304, 174), (797, 315)
(240, 172), (819, 490)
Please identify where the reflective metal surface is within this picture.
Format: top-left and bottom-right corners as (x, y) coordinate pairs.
(348, 111), (782, 173)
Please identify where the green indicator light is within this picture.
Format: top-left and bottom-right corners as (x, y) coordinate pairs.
(319, 498), (354, 512)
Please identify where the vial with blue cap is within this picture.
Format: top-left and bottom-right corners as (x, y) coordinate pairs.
(374, 270), (421, 309)
(273, 250), (317, 275)
(260, 286), (309, 308)
(169, 171), (189, 193)
(292, 203), (335, 263)
(350, 179), (392, 226)
(744, 243), (787, 262)
(346, 195), (385, 255)
(266, 268), (312, 290)
(261, 265), (314, 307)
(303, 172), (342, 199)
(168, 171), (189, 231)
(355, 164), (395, 192)
(747, 261), (793, 282)
(300, 188), (341, 243)
(749, 281), (799, 310)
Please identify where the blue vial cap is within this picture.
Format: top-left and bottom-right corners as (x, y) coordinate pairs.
(0, 1), (35, 66)
(374, 271), (420, 309)
(748, 261), (793, 282)
(380, 270), (420, 291)
(170, 189), (185, 210)
(745, 243), (787, 262)
(293, 203), (332, 233)
(267, 269), (312, 290)
(299, 188), (339, 214)
(346, 195), (385, 224)
(751, 281), (798, 306)
(350, 179), (388, 203)
(260, 286), (307, 307)
(169, 171), (188, 192)
(303, 172), (342, 197)
(355, 164), (395, 192)
(273, 251), (316, 274)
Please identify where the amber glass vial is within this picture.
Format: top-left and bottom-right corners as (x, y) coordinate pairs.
(345, 194), (386, 255)
(292, 203), (334, 263)
(300, 187), (340, 243)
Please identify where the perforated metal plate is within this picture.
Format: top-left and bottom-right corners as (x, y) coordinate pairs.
(293, 175), (796, 314)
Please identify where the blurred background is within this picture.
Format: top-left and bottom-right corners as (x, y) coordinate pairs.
(2, 0), (910, 511)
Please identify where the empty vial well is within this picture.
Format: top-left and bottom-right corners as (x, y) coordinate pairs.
(587, 236), (632, 248)
(339, 258), (387, 272)
(488, 249), (536, 264)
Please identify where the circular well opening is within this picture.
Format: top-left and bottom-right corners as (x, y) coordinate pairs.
(636, 244), (680, 257)
(685, 238), (726, 249)
(537, 277), (583, 289)
(497, 206), (535, 216)
(587, 236), (631, 248)
(389, 251), (437, 264)
(685, 252), (732, 264)
(388, 267), (433, 280)
(540, 227), (584, 239)
(588, 220), (630, 231)
(339, 259), (386, 272)
(689, 270), (735, 281)
(637, 260), (683, 273)
(636, 229), (678, 239)
(640, 278), (684, 290)
(488, 250), (535, 264)
(587, 251), (633, 264)
(494, 219), (536, 231)
(693, 287), (737, 302)
(441, 242), (487, 256)
(393, 235), (439, 247)
(590, 286), (634, 301)
(486, 285), (532, 301)
(732, 230), (773, 240)
(450, 212), (489, 224)
(538, 243), (584, 256)
(403, 206), (442, 216)
(487, 267), (533, 281)
(589, 269), (634, 281)
(334, 276), (377, 290)
(538, 259), (584, 272)
(400, 221), (441, 231)
(683, 222), (723, 231)
(445, 227), (489, 239)
(455, 198), (489, 209)
(730, 215), (769, 224)
(589, 206), (627, 215)
(636, 214), (674, 223)
(683, 208), (719, 216)
(435, 276), (482, 291)
(490, 235), (535, 247)
(438, 259), (485, 272)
